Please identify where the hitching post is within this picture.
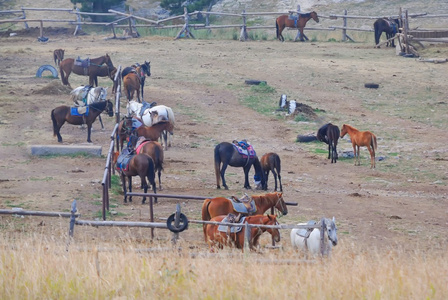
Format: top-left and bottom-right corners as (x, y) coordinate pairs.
(244, 222), (250, 252)
(320, 218), (325, 256)
(66, 200), (78, 251)
(171, 203), (181, 244)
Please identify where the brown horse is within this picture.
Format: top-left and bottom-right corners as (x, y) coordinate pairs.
(136, 121), (174, 149)
(340, 124), (377, 168)
(135, 140), (164, 190)
(53, 49), (64, 66)
(59, 54), (114, 87)
(117, 117), (135, 151)
(205, 214), (280, 252)
(201, 191), (287, 240)
(113, 151), (156, 204)
(276, 11), (319, 42)
(89, 65), (117, 87)
(51, 100), (113, 143)
(123, 72), (141, 102)
(260, 152), (283, 192)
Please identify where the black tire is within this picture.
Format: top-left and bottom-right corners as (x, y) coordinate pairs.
(364, 83), (379, 89)
(166, 213), (188, 233)
(296, 135), (318, 143)
(245, 80), (267, 85)
(36, 65), (58, 78)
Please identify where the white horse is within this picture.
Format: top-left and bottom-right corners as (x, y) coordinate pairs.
(126, 100), (175, 148)
(290, 217), (338, 256)
(70, 85), (108, 129)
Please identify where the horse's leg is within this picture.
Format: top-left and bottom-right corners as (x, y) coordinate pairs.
(87, 123), (92, 143)
(265, 170), (270, 190)
(141, 176), (148, 204)
(367, 145), (375, 169)
(271, 169), (279, 192)
(328, 143), (331, 159)
(277, 167), (283, 192)
(121, 173), (128, 203)
(243, 165), (251, 189)
(352, 143), (358, 166)
(220, 162), (229, 190)
(98, 115), (104, 130)
(299, 28), (305, 42)
(127, 175), (133, 203)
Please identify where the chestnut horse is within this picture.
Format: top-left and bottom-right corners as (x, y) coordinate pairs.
(260, 152), (283, 192)
(276, 11), (319, 42)
(133, 139), (164, 190)
(136, 121), (174, 150)
(201, 191), (287, 240)
(121, 62), (151, 101)
(340, 124), (377, 168)
(53, 49), (64, 66)
(59, 54), (114, 87)
(51, 100), (113, 143)
(205, 214), (280, 252)
(113, 151), (156, 204)
(123, 72), (141, 102)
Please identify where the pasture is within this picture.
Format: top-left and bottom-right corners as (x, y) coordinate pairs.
(0, 30), (447, 298)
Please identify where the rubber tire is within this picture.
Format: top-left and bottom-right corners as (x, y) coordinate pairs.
(36, 65), (58, 78)
(296, 135), (318, 143)
(166, 213), (189, 233)
(364, 83), (379, 89)
(245, 80), (267, 85)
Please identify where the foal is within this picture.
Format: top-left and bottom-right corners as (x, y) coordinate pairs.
(260, 152), (282, 191)
(340, 124), (377, 168)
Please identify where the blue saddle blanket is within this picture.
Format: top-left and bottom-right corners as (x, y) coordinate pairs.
(116, 150), (134, 172)
(70, 107), (89, 116)
(230, 198), (256, 214)
(218, 216), (246, 233)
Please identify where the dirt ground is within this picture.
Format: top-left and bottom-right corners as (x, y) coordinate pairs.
(0, 28), (447, 252)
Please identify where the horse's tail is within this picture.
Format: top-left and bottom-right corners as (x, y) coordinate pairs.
(201, 199), (212, 242)
(273, 153), (281, 174)
(275, 19), (279, 39)
(51, 109), (58, 137)
(214, 145), (222, 188)
(145, 155), (157, 194)
(371, 134), (377, 152)
(373, 19), (381, 45)
(166, 107), (175, 127)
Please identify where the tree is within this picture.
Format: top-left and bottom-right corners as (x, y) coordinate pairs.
(71, 0), (124, 22)
(160, 0), (216, 16)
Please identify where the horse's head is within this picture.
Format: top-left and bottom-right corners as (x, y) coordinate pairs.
(340, 124), (348, 138)
(126, 100), (140, 117)
(105, 100), (114, 117)
(273, 192), (288, 216)
(105, 54), (114, 69)
(142, 61), (151, 77)
(325, 217), (338, 246)
(311, 11), (319, 23)
(265, 215), (281, 242)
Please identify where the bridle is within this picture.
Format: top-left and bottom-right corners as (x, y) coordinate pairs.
(274, 194), (286, 217)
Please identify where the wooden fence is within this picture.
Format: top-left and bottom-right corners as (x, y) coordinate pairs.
(2, 6), (447, 42)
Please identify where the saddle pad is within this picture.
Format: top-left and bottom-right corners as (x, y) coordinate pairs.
(70, 106), (89, 116)
(217, 216), (246, 233)
(295, 220), (317, 238)
(74, 57), (90, 68)
(230, 198), (256, 214)
(135, 140), (151, 154)
(116, 153), (134, 172)
(233, 144), (256, 158)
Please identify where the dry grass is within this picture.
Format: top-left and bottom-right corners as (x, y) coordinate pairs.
(0, 226), (447, 299)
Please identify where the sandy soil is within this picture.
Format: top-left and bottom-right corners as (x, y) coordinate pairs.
(0, 29), (447, 252)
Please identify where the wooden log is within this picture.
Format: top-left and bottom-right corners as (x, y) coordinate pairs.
(330, 26), (374, 32)
(108, 9), (158, 24)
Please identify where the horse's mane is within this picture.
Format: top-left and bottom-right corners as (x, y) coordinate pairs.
(252, 192), (278, 205)
(299, 12), (311, 18)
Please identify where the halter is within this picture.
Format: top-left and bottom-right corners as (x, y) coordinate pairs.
(274, 193), (286, 217)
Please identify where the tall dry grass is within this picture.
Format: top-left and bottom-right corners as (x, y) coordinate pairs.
(0, 229), (447, 299)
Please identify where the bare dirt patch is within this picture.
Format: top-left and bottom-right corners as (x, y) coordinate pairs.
(0, 34), (447, 252)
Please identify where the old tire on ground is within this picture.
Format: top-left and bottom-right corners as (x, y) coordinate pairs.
(364, 83), (379, 89)
(36, 65), (58, 78)
(296, 135), (318, 143)
(166, 213), (189, 233)
(245, 80), (267, 85)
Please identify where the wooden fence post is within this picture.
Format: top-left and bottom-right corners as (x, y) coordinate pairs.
(175, 7), (195, 39)
(244, 222), (250, 252)
(342, 10), (347, 41)
(21, 7), (28, 29)
(239, 10), (248, 41)
(320, 218), (325, 256)
(74, 8), (81, 36)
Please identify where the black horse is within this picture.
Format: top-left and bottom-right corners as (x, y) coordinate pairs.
(214, 142), (265, 190)
(317, 123), (340, 163)
(374, 18), (400, 47)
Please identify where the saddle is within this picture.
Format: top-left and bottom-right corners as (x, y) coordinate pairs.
(217, 213), (246, 234)
(232, 140), (256, 158)
(70, 106), (89, 116)
(74, 57), (90, 68)
(115, 149), (134, 172)
(287, 14), (299, 27)
(77, 85), (93, 106)
(135, 138), (151, 154)
(229, 194), (256, 215)
(295, 220), (317, 239)
(139, 101), (157, 118)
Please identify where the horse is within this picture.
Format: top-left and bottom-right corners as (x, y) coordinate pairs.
(59, 54), (114, 87)
(123, 72), (141, 102)
(214, 141), (266, 190)
(70, 85), (109, 129)
(260, 153), (282, 192)
(53, 49), (64, 66)
(276, 11), (319, 42)
(317, 123), (340, 163)
(205, 214), (280, 252)
(374, 18), (400, 47)
(340, 124), (377, 169)
(290, 217), (338, 256)
(121, 62), (151, 101)
(51, 100), (113, 143)
(113, 151), (157, 204)
(135, 121), (174, 150)
(117, 116), (136, 151)
(127, 102), (175, 149)
(89, 65), (117, 87)
(131, 138), (164, 190)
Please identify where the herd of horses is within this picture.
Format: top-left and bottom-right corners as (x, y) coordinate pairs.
(45, 13), (394, 253)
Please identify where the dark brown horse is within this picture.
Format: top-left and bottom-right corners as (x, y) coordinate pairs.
(53, 49), (64, 66)
(136, 121), (174, 147)
(89, 65), (117, 87)
(123, 72), (141, 102)
(276, 11), (319, 42)
(59, 54), (114, 87)
(317, 123), (340, 163)
(51, 100), (113, 143)
(340, 124), (377, 168)
(205, 214), (280, 252)
(113, 151), (156, 204)
(134, 140), (164, 190)
(260, 152), (283, 192)
(374, 18), (400, 47)
(117, 116), (135, 151)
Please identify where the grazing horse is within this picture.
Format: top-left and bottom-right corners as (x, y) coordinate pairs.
(113, 151), (157, 204)
(214, 142), (266, 190)
(340, 124), (377, 168)
(276, 11), (319, 42)
(205, 214), (280, 252)
(318, 123), (340, 163)
(135, 121), (174, 150)
(53, 49), (64, 66)
(51, 100), (113, 143)
(59, 54), (114, 87)
(374, 18), (400, 47)
(290, 217), (338, 256)
(260, 153), (283, 192)
(132, 138), (164, 190)
(123, 72), (141, 102)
